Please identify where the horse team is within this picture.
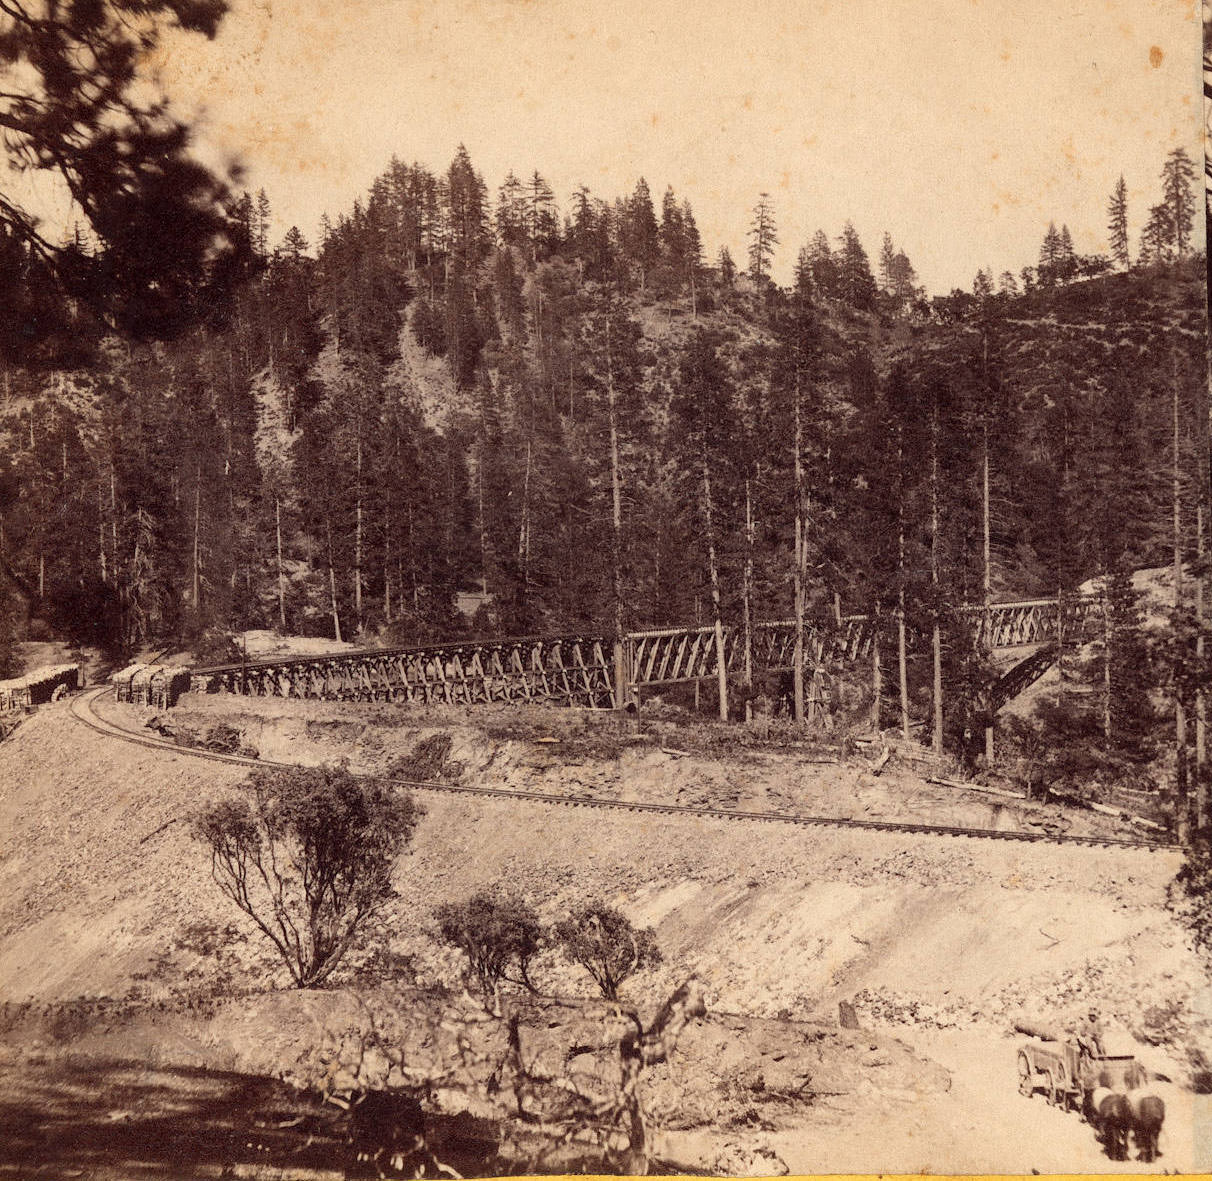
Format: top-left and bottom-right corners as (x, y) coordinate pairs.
(1085, 1062), (1165, 1163)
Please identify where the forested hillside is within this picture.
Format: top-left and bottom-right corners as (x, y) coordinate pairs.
(0, 147), (1207, 771)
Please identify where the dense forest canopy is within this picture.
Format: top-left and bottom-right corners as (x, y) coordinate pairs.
(0, 144), (1207, 776)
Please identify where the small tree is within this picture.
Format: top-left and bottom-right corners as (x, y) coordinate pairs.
(1169, 832), (1212, 958)
(434, 890), (544, 999)
(553, 904), (662, 1000)
(194, 765), (421, 989)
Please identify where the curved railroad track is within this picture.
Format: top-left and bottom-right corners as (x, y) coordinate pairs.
(69, 687), (1179, 854)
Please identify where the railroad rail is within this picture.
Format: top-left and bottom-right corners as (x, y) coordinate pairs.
(190, 594), (1103, 710)
(68, 687), (1177, 854)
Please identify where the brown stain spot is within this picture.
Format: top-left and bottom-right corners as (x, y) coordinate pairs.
(650, 112), (659, 128)
(742, 94), (754, 110)
(1149, 45), (1164, 68)
(778, 171), (790, 189)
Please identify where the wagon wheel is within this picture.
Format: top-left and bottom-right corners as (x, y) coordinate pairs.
(1043, 1070), (1057, 1105)
(1017, 1053), (1034, 1097)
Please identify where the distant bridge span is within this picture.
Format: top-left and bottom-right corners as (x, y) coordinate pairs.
(190, 594), (1100, 712)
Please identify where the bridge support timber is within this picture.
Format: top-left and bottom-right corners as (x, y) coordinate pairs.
(189, 595), (1100, 711)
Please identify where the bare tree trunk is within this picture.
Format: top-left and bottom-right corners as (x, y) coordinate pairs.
(702, 461), (728, 722)
(191, 476), (201, 617)
(606, 312), (629, 708)
(326, 520), (342, 644)
(477, 442), (489, 602)
(792, 373), (805, 723)
(982, 418), (994, 762)
(1174, 357), (1188, 837)
(383, 520), (392, 626)
(275, 496), (287, 630)
(1197, 495), (1207, 828)
(742, 476), (754, 720)
(1102, 571), (1112, 747)
(871, 613), (882, 732)
(519, 438), (532, 606)
(98, 482), (107, 583)
(896, 429), (911, 739)
(110, 467), (118, 576)
(354, 430), (363, 631)
(931, 393), (943, 758)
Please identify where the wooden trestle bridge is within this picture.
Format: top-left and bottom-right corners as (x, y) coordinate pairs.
(191, 594), (1100, 712)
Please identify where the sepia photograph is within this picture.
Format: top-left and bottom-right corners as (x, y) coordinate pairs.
(0, 0), (1209, 1175)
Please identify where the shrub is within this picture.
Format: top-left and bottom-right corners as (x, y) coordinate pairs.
(194, 764), (422, 988)
(434, 890), (543, 999)
(552, 904), (662, 1000)
(387, 733), (464, 783)
(1169, 829), (1212, 959)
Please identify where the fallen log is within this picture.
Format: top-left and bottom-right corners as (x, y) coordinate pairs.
(926, 776), (1023, 800)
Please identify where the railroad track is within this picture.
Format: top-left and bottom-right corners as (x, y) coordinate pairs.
(69, 687), (1179, 854)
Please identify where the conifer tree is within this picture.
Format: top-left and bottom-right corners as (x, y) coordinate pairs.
(1108, 175), (1130, 269)
(747, 193), (779, 283)
(1140, 203), (1174, 265)
(837, 223), (876, 310)
(671, 329), (738, 720)
(717, 246), (736, 288)
(1161, 147), (1197, 257)
(806, 230), (837, 299)
(878, 232), (896, 293)
(622, 178), (660, 288)
(495, 172), (528, 250)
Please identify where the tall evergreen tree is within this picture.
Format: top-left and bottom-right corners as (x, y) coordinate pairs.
(837, 223), (876, 310)
(1161, 147), (1197, 257)
(1108, 175), (1130, 269)
(747, 193), (779, 283)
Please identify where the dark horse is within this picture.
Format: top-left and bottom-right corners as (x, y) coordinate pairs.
(1128, 1086), (1165, 1162)
(1087, 1072), (1132, 1161)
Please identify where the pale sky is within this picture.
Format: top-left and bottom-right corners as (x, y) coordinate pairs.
(151, 0), (1203, 292)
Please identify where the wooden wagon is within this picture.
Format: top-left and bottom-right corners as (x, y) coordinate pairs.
(1018, 1040), (1138, 1111)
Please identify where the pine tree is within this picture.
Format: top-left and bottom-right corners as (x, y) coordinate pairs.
(889, 250), (920, 305)
(525, 171), (559, 261)
(659, 186), (685, 269)
(837, 223), (876, 310)
(1038, 222), (1061, 285)
(806, 230), (836, 299)
(1140, 203), (1174, 265)
(769, 270), (823, 722)
(670, 329), (738, 720)
(1058, 225), (1077, 282)
(747, 193), (778, 283)
(878, 232), (896, 294)
(495, 172), (528, 250)
(972, 268), (994, 300)
(1161, 147), (1196, 256)
(622, 178), (660, 287)
(1108, 175), (1130, 269)
(254, 189), (272, 260)
(717, 246), (736, 288)
(1105, 565), (1153, 757)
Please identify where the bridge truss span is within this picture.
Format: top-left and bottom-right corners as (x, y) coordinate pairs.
(190, 592), (1101, 710)
(194, 634), (615, 707)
